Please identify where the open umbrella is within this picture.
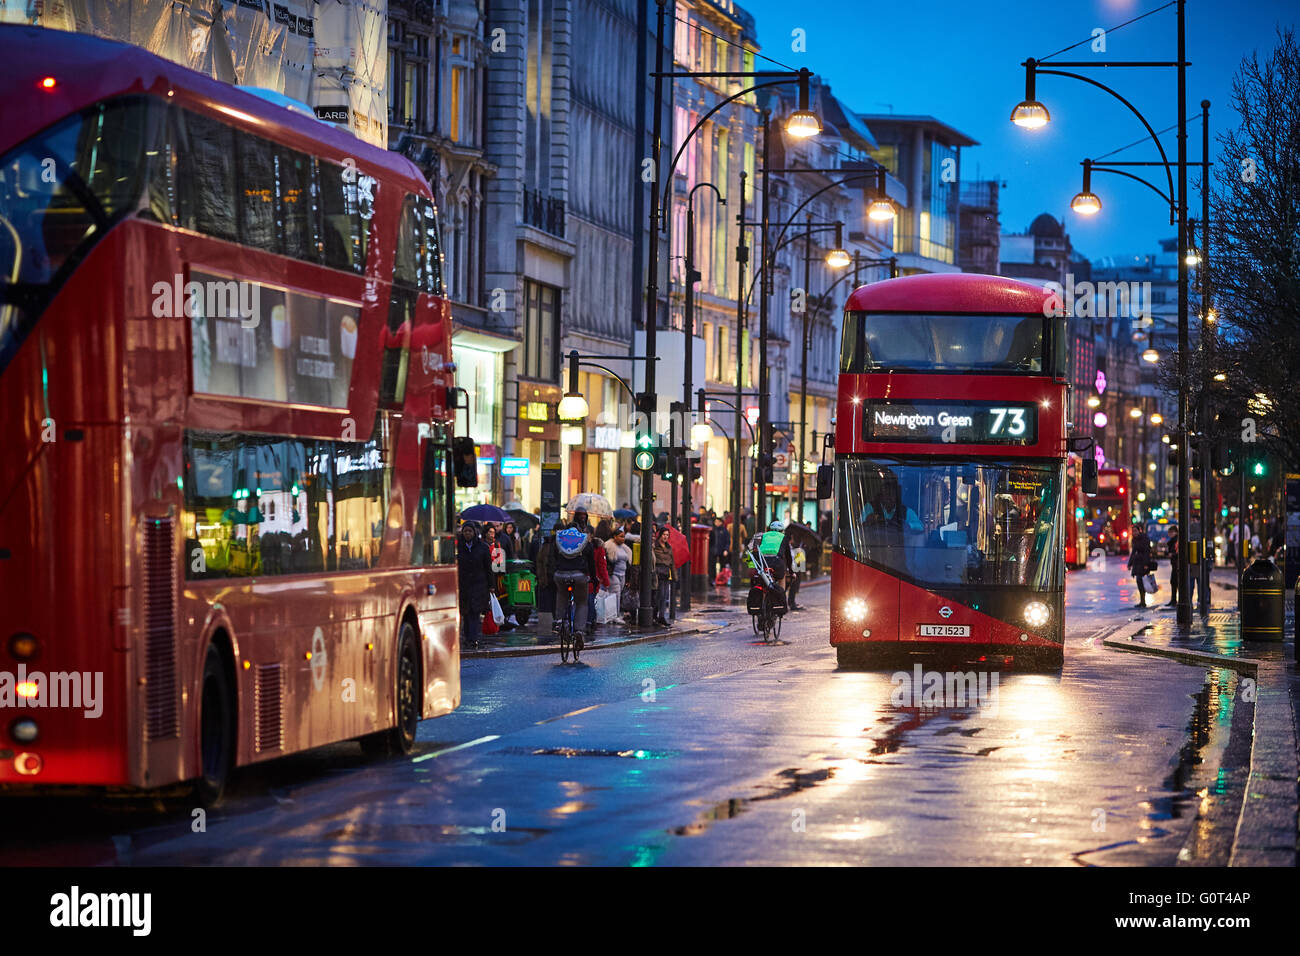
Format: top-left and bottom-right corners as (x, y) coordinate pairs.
(505, 507), (539, 534)
(654, 524), (690, 567)
(460, 503), (511, 523)
(565, 493), (613, 519)
(613, 508), (637, 520)
(782, 521), (822, 551)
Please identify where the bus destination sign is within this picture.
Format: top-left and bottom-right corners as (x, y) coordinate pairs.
(864, 400), (1038, 444)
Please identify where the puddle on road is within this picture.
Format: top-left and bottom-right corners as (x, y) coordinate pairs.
(669, 767), (836, 837)
(497, 746), (679, 759)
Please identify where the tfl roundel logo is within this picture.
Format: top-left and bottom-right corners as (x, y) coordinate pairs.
(938, 606), (953, 619)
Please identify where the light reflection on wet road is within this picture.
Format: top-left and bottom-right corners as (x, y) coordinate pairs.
(0, 565), (1250, 866)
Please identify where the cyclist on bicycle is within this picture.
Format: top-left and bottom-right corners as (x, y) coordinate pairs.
(553, 521), (597, 646)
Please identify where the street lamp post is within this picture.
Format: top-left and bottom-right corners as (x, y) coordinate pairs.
(1014, 0), (1195, 625)
(732, 171), (748, 586)
(681, 181), (724, 612)
(1197, 99), (1213, 615)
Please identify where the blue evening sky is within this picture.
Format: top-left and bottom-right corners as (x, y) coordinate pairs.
(737, 0), (1297, 264)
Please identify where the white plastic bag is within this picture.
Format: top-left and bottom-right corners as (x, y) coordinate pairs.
(1143, 572), (1158, 593)
(595, 590), (618, 624)
(488, 591), (505, 625)
(791, 546), (806, 573)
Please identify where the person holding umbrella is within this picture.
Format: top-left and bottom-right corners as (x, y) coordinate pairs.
(457, 521), (493, 647)
(653, 525), (675, 626)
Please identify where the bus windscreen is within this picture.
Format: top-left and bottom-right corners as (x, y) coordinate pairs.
(842, 312), (1045, 374)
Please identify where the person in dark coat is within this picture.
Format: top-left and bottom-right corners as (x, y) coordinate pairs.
(1166, 524), (1195, 606)
(457, 521), (494, 646)
(1127, 527), (1154, 609)
(709, 516), (729, 583)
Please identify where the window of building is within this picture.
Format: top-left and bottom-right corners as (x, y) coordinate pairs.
(703, 321), (713, 378)
(522, 279), (560, 381)
(717, 324), (729, 381)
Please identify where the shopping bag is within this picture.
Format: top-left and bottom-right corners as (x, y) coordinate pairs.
(595, 590), (618, 624)
(1143, 573), (1158, 592)
(488, 591), (505, 625)
(791, 547), (807, 573)
(490, 546), (506, 573)
(714, 566), (732, 587)
(481, 610), (499, 636)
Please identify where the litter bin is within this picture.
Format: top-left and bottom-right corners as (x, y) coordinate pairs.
(1240, 558), (1284, 642)
(503, 558), (537, 624)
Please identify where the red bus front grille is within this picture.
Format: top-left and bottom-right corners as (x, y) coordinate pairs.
(143, 519), (179, 740)
(254, 664), (284, 753)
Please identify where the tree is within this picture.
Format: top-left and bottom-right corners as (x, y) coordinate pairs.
(1206, 28), (1300, 469)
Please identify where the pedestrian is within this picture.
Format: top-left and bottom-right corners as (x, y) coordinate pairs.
(780, 524), (803, 611)
(536, 530), (557, 624)
(500, 521), (519, 561)
(604, 526), (633, 620)
(653, 525), (674, 626)
(1128, 526), (1154, 608)
(457, 521), (493, 646)
(709, 516), (729, 583)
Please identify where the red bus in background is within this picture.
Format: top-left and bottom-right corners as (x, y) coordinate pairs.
(1064, 453), (1090, 568)
(0, 26), (463, 802)
(1088, 468), (1132, 555)
(827, 274), (1070, 671)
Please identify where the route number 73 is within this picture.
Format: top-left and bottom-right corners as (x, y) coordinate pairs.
(989, 407), (1026, 436)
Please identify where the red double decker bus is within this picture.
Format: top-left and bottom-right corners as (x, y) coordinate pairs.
(0, 26), (463, 801)
(1064, 453), (1090, 568)
(828, 274), (1071, 670)
(1088, 467), (1132, 555)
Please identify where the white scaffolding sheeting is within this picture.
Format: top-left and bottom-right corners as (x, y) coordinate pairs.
(5, 0), (388, 148)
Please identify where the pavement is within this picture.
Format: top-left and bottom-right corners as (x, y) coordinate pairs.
(463, 573), (831, 659)
(1100, 563), (1296, 868)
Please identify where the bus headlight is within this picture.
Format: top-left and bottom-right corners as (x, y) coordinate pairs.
(8, 633), (39, 660)
(843, 598), (868, 623)
(9, 719), (38, 744)
(1023, 601), (1050, 629)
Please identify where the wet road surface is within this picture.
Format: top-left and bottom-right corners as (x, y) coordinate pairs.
(0, 564), (1250, 865)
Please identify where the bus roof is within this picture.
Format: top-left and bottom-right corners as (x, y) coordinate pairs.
(843, 273), (1058, 315)
(1, 24), (429, 196)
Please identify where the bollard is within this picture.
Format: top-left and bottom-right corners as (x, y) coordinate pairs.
(1239, 558), (1284, 642)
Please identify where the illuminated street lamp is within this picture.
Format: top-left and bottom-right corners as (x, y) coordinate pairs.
(1086, 394), (1101, 408)
(1150, 412), (1164, 425)
(557, 352), (590, 423)
(1129, 407), (1143, 419)
(1071, 159), (1102, 216)
(867, 196), (897, 222)
(785, 69), (822, 138)
(824, 222), (850, 268)
(1010, 59), (1050, 129)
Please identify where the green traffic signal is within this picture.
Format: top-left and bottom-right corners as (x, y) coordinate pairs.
(1251, 460), (1266, 476)
(634, 449), (655, 472)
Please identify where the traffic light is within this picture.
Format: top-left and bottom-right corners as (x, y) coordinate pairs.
(1213, 442), (1237, 476)
(687, 460), (702, 483)
(756, 452), (774, 485)
(633, 431), (657, 474)
(1167, 441), (1179, 466)
(656, 447), (676, 480)
(1251, 458), (1267, 477)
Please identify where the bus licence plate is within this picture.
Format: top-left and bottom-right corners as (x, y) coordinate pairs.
(918, 624), (970, 637)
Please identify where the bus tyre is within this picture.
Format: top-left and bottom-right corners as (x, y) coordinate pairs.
(361, 620), (421, 757)
(196, 643), (235, 807)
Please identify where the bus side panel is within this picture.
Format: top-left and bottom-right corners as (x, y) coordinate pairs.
(418, 567), (460, 718)
(829, 552), (899, 645)
(0, 236), (134, 787)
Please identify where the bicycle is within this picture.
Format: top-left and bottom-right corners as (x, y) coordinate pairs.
(556, 575), (585, 663)
(742, 538), (785, 644)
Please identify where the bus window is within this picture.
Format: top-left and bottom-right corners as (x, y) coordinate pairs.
(175, 109), (238, 242)
(277, 146), (316, 261)
(845, 312), (1045, 374)
(238, 134), (279, 253)
(318, 160), (372, 272)
(421, 198), (443, 294)
(0, 97), (158, 371)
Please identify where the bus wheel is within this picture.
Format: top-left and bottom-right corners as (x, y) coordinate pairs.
(361, 620), (421, 757)
(196, 643), (235, 807)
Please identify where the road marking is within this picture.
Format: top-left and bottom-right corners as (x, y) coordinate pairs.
(412, 734), (500, 762)
(535, 704), (603, 725)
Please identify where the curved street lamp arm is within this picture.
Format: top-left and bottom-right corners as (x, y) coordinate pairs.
(661, 78), (792, 226)
(1091, 165), (1177, 212)
(701, 394), (756, 443)
(575, 361), (635, 401)
(814, 257), (893, 313)
(689, 180), (726, 206)
(746, 172), (878, 306)
(1035, 67), (1177, 218)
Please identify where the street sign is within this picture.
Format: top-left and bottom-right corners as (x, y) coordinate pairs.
(501, 457), (529, 477)
(773, 450), (789, 472)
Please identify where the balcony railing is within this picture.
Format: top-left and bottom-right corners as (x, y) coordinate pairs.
(523, 187), (565, 238)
